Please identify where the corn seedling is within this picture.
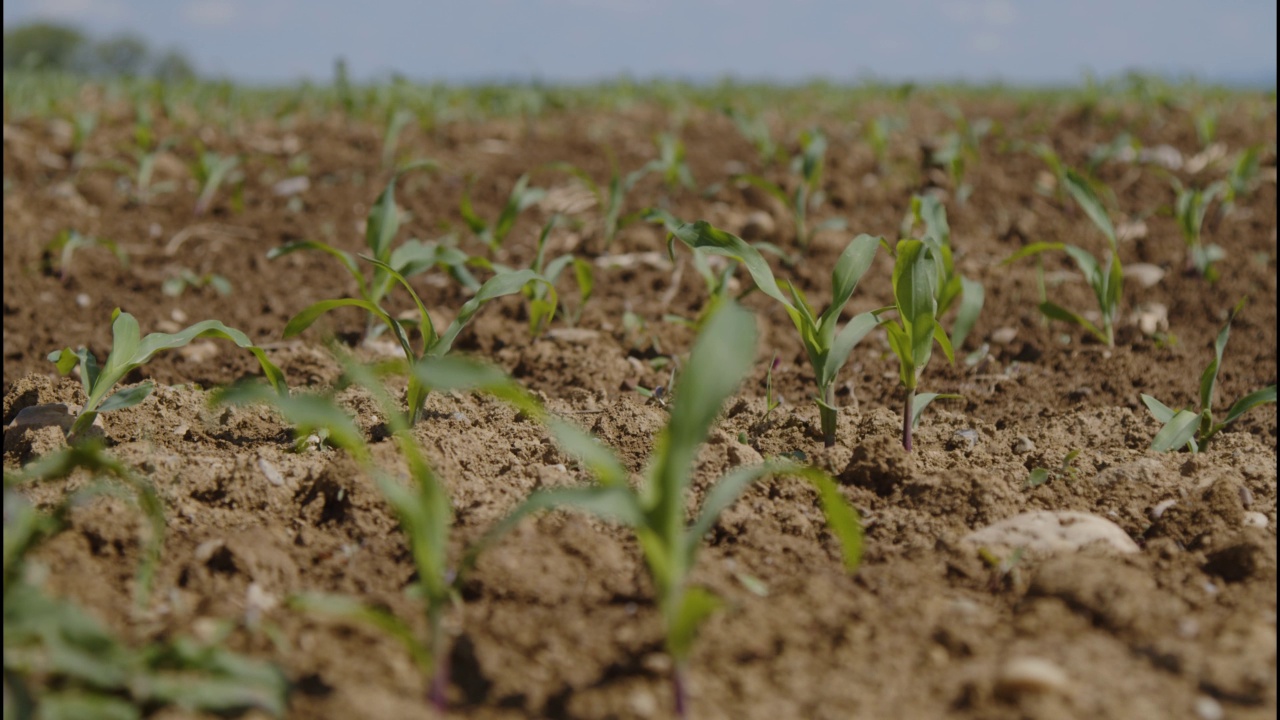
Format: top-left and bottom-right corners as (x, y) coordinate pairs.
(722, 106), (780, 166)
(479, 302), (862, 717)
(733, 128), (845, 250)
(881, 239), (959, 452)
(381, 107), (414, 170)
(1171, 179), (1226, 281)
(48, 308), (287, 438)
(191, 146), (241, 216)
(548, 159), (650, 250)
(270, 163), (480, 340)
(162, 268), (232, 297)
(460, 172), (547, 253)
(1003, 170), (1124, 347)
(1141, 300), (1276, 453)
(42, 229), (127, 282)
(5, 446), (288, 717)
(865, 114), (904, 174)
(649, 131), (696, 194)
(664, 218), (880, 447)
(282, 225), (555, 423)
(1193, 106), (1218, 148)
(930, 111), (991, 204)
(69, 110), (97, 168)
(900, 194), (985, 349)
(523, 216), (593, 332)
(1223, 146), (1261, 207)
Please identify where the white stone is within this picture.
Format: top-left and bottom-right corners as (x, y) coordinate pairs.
(963, 511), (1140, 557)
(995, 657), (1071, 695)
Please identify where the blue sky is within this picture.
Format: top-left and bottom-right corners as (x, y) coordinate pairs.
(3, 0), (1276, 86)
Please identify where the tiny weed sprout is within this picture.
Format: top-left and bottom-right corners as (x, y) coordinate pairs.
(48, 308), (287, 437)
(191, 146), (241, 216)
(482, 302), (862, 717)
(460, 172), (547, 253)
(882, 239), (959, 452)
(733, 127), (845, 250)
(43, 229), (128, 282)
(900, 194), (985, 349)
(664, 217), (880, 447)
(1171, 179), (1226, 281)
(1027, 449), (1080, 488)
(1003, 169), (1124, 346)
(5, 447), (288, 717)
(523, 216), (593, 332)
(1141, 300), (1276, 453)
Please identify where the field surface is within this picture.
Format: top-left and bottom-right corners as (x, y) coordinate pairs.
(3, 81), (1277, 719)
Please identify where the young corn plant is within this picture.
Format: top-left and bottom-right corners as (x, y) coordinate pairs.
(881, 239), (959, 452)
(479, 302), (863, 717)
(865, 114), (904, 174)
(930, 111), (991, 204)
(548, 159), (650, 250)
(161, 268), (232, 297)
(649, 131), (696, 194)
(5, 446), (288, 718)
(721, 106), (780, 167)
(1003, 170), (1124, 347)
(191, 146), (241, 216)
(48, 308), (287, 438)
(42, 229), (128, 283)
(269, 163), (479, 339)
(733, 128), (845, 250)
(1141, 300), (1276, 452)
(282, 239), (555, 424)
(900, 194), (985, 349)
(523, 216), (593, 332)
(460, 173), (547, 253)
(664, 218), (881, 447)
(1171, 179), (1226, 281)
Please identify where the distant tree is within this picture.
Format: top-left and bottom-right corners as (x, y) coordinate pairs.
(152, 48), (197, 82)
(93, 33), (149, 76)
(3, 22), (88, 71)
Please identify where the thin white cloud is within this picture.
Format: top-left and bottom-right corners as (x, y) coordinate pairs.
(184, 0), (238, 27)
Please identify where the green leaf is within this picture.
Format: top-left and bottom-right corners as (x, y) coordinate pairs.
(1038, 301), (1106, 344)
(267, 240), (367, 297)
(951, 277), (984, 350)
(213, 384), (368, 461)
(1221, 385), (1276, 427)
(1064, 169), (1117, 247)
(1151, 409), (1201, 452)
(1002, 241), (1067, 265)
(431, 269), (555, 357)
(666, 587), (721, 661)
(32, 692), (140, 720)
(893, 239), (938, 376)
(911, 392), (963, 429)
(819, 311), (878, 390)
(1140, 393), (1178, 424)
(366, 176), (402, 260)
(820, 234), (880, 329)
(685, 462), (789, 562)
(95, 383), (154, 414)
(1027, 468), (1051, 487)
(667, 221), (802, 329)
(361, 256), (439, 348)
(284, 297), (413, 359)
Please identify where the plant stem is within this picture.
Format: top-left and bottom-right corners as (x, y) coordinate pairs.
(902, 388), (915, 452)
(427, 604), (448, 713)
(819, 386), (837, 447)
(672, 661), (689, 719)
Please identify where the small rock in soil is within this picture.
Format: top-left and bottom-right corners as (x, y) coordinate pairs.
(1012, 436), (1035, 455)
(1241, 511), (1268, 528)
(963, 511), (1139, 558)
(994, 657), (1071, 697)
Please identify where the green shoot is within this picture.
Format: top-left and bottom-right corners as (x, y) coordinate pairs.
(900, 194), (985, 349)
(1141, 300), (1276, 453)
(1171, 179), (1226, 281)
(1223, 146), (1261, 207)
(381, 108), (414, 170)
(478, 302), (862, 717)
(1002, 169), (1124, 346)
(664, 217), (880, 447)
(548, 158), (650, 250)
(930, 111), (991, 204)
(865, 115), (904, 174)
(191, 147), (241, 216)
(881, 239), (959, 452)
(5, 448), (287, 717)
(48, 308), (287, 438)
(1026, 449), (1080, 488)
(460, 173), (547, 253)
(282, 241), (555, 423)
(733, 128), (845, 250)
(43, 229), (127, 283)
(721, 106), (780, 166)
(648, 131), (696, 193)
(161, 268), (232, 297)
(524, 216), (593, 332)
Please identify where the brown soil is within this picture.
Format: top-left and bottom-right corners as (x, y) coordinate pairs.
(4, 90), (1277, 720)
